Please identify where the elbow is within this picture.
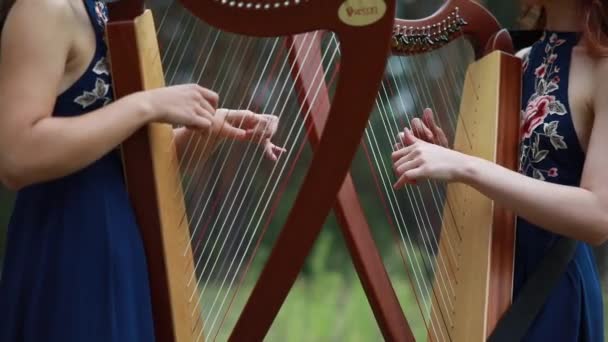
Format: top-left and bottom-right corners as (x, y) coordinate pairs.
(0, 170), (24, 191)
(583, 214), (608, 247)
(587, 234), (608, 247)
(0, 156), (29, 191)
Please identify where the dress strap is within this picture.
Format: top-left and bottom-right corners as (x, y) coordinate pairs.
(81, 0), (109, 36)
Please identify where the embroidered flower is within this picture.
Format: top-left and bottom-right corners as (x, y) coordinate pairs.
(520, 33), (571, 180)
(95, 2), (108, 27)
(522, 95), (553, 139)
(74, 78), (111, 108)
(548, 167), (559, 177)
(535, 64), (547, 78)
(92, 57), (109, 75)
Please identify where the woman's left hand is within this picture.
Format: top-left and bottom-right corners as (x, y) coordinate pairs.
(220, 109), (286, 161)
(392, 127), (471, 189)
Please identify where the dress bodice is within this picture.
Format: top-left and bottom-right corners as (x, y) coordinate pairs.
(519, 31), (585, 185)
(513, 31), (603, 341)
(54, 0), (113, 117)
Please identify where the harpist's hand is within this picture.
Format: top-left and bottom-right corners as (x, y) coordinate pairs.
(143, 84), (219, 129)
(219, 109), (286, 161)
(395, 108), (448, 149)
(391, 127), (471, 188)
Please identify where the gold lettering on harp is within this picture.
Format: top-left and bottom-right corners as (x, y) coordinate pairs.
(338, 0), (386, 27)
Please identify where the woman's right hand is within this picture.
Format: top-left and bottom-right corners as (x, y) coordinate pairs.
(136, 84), (219, 129)
(395, 108), (449, 149)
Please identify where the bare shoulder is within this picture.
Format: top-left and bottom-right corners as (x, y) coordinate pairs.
(0, 0), (79, 115)
(3, 0), (76, 42)
(0, 0), (78, 62)
(7, 0), (74, 22)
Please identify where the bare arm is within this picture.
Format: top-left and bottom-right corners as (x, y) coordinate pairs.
(0, 0), (152, 189)
(0, 0), (213, 190)
(459, 59), (608, 245)
(393, 61), (608, 245)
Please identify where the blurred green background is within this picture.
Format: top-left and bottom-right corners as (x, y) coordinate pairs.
(1, 1), (607, 341)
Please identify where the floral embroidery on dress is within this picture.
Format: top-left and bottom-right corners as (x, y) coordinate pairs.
(95, 1), (108, 27)
(519, 33), (569, 181)
(522, 52), (530, 73)
(74, 78), (111, 108)
(93, 57), (109, 76)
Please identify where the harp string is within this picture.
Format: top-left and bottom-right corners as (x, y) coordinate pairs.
(389, 52), (457, 332)
(148, 6), (302, 334)
(394, 55), (458, 340)
(198, 34), (342, 340)
(189, 37), (299, 300)
(403, 38), (477, 269)
(374, 65), (451, 341)
(172, 29), (267, 237)
(135, 2), (339, 340)
(197, 40), (320, 340)
(162, 10), (194, 73)
(403, 41), (473, 259)
(179, 34), (254, 232)
(350, 50), (444, 340)
(184, 37), (286, 287)
(195, 34), (341, 341)
(393, 48), (470, 342)
(164, 30), (338, 340)
(176, 33), (291, 336)
(397, 39), (477, 341)
(397, 53), (461, 289)
(363, 104), (444, 340)
(193, 41), (288, 331)
(352, 36), (475, 341)
(185, 37), (271, 261)
(153, 2), (225, 200)
(173, 35), (253, 222)
(186, 37), (296, 290)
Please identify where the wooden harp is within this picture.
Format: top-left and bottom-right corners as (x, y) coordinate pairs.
(105, 0), (395, 341)
(296, 0), (522, 340)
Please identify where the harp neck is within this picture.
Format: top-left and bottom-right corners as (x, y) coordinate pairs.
(391, 0), (513, 57)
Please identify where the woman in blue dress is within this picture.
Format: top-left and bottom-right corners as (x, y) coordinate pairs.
(392, 0), (606, 340)
(0, 0), (283, 341)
